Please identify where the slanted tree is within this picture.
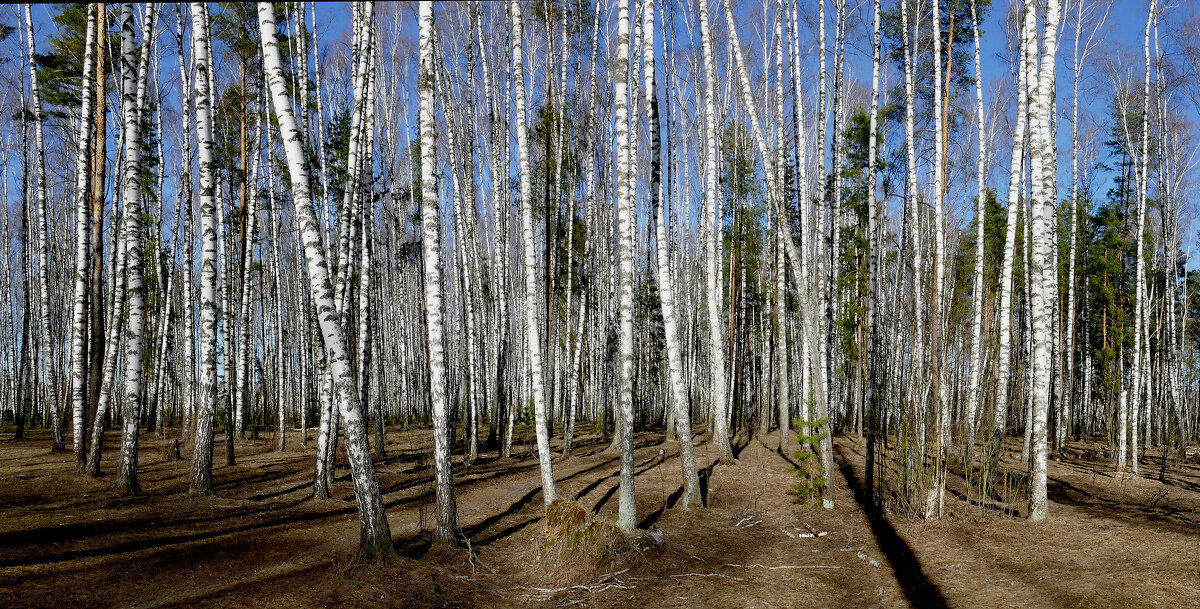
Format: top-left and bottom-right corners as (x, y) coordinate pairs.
(259, 1), (394, 561)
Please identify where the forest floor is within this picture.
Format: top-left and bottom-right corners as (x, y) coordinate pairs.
(1, 424), (1198, 609)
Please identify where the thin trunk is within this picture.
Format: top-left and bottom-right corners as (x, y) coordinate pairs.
(259, 1), (394, 561)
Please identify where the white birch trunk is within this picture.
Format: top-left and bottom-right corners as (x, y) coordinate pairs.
(259, 1), (394, 560)
(900, 0), (925, 429)
(995, 2), (1036, 450)
(1028, 0), (1062, 521)
(419, 1), (458, 545)
(510, 0), (557, 506)
(115, 2), (154, 495)
(189, 1), (221, 495)
(23, 4), (63, 452)
(614, 0), (638, 532)
(965, 0), (987, 465)
(68, 5), (98, 471)
(698, 0), (731, 464)
(1129, 1), (1157, 478)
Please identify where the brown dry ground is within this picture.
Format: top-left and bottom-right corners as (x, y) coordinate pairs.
(0, 426), (1198, 609)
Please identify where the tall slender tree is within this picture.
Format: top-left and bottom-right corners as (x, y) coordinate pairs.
(68, 4), (98, 472)
(259, 1), (395, 561)
(510, 0), (557, 506)
(418, 0), (458, 545)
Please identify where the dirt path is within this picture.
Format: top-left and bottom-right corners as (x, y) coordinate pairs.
(1, 429), (1198, 608)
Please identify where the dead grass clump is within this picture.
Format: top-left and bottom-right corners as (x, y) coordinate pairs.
(546, 497), (588, 534)
(160, 439), (181, 463)
(532, 499), (635, 585)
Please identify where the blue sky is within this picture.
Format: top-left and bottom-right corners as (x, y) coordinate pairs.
(8, 1), (1189, 254)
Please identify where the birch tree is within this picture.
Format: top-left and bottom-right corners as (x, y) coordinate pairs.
(22, 3), (62, 452)
(510, 0), (557, 506)
(1028, 0), (1062, 521)
(190, 1), (220, 496)
(418, 0), (458, 545)
(68, 4), (98, 472)
(993, 1), (1036, 459)
(259, 1), (395, 560)
(115, 2), (155, 495)
(613, 0), (638, 532)
(697, 0), (732, 464)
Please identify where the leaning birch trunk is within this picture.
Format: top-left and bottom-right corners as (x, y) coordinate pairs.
(965, 0), (987, 466)
(722, 0), (833, 503)
(1028, 0), (1062, 522)
(613, 0), (638, 532)
(775, 0), (791, 456)
(23, 4), (63, 452)
(189, 1), (220, 496)
(774, 182), (834, 510)
(720, 0), (835, 498)
(115, 2), (154, 495)
(510, 0), (557, 506)
(259, 1), (394, 561)
(68, 5), (98, 471)
(418, 1), (458, 545)
(698, 0), (732, 464)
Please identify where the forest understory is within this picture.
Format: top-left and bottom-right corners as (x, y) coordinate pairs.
(1, 427), (1196, 609)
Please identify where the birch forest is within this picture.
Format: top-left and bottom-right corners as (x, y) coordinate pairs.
(2, 1), (1200, 607)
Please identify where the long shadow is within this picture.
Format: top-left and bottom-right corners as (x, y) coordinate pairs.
(636, 455), (717, 530)
(462, 454), (630, 544)
(588, 451), (680, 514)
(11, 442), (622, 567)
(0, 495), (312, 550)
(834, 444), (950, 609)
(473, 515), (541, 546)
(0, 499), (364, 568)
(1046, 475), (1200, 532)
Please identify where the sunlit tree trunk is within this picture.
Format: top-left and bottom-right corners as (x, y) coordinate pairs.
(22, 4), (63, 452)
(115, 2), (155, 495)
(510, 0), (557, 506)
(1028, 0), (1062, 522)
(965, 0), (987, 466)
(68, 5), (98, 471)
(697, 0), (732, 464)
(419, 1), (458, 545)
(899, 0), (925, 439)
(1129, 0), (1157, 478)
(995, 2), (1035, 457)
(189, 0), (220, 495)
(613, 0), (638, 532)
(259, 1), (394, 561)
(864, 0), (882, 497)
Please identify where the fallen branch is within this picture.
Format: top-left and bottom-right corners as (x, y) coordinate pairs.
(781, 526), (827, 539)
(668, 572), (745, 581)
(511, 569), (634, 600)
(724, 563), (842, 570)
(734, 515), (763, 528)
(856, 551), (881, 568)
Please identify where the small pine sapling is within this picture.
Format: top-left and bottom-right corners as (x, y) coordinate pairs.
(789, 415), (830, 503)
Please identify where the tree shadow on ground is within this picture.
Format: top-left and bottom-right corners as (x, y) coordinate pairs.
(834, 443), (951, 609)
